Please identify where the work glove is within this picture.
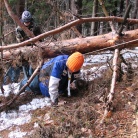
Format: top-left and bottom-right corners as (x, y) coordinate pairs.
(51, 98), (58, 107)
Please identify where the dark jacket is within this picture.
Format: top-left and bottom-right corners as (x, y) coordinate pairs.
(16, 18), (41, 42)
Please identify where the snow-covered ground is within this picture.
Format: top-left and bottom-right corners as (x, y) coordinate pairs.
(0, 49), (138, 138)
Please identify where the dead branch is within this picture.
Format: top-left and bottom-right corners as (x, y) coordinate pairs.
(98, 0), (119, 123)
(0, 16), (138, 50)
(100, 4), (132, 123)
(118, 4), (132, 36)
(98, 0), (115, 32)
(101, 49), (119, 123)
(49, 1), (82, 38)
(125, 50), (138, 54)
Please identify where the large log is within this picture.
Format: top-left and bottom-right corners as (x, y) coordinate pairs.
(2, 28), (138, 60)
(2, 0), (138, 59)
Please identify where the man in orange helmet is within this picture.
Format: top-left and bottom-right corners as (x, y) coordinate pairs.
(39, 52), (84, 106)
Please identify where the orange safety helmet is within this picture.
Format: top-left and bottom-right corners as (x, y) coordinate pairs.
(66, 52), (84, 72)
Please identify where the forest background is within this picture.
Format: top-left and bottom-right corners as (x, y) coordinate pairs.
(1, 0), (138, 44)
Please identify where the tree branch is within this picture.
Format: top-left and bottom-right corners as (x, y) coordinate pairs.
(0, 59), (43, 110)
(0, 16), (137, 49)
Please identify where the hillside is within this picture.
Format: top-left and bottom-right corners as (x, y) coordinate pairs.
(0, 50), (138, 138)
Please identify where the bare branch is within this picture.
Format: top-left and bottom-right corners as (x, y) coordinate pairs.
(0, 59), (43, 109)
(0, 16), (137, 49)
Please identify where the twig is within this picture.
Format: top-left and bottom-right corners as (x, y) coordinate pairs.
(118, 4), (132, 36)
(125, 49), (138, 54)
(50, 1), (82, 38)
(98, 0), (115, 32)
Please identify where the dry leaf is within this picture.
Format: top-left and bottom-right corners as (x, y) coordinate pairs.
(81, 127), (88, 132)
(44, 113), (50, 121)
(45, 120), (54, 125)
(106, 111), (112, 118)
(68, 135), (74, 138)
(58, 101), (67, 106)
(126, 87), (134, 92)
(81, 128), (92, 135)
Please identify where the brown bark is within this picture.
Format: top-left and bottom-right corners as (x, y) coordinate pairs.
(132, 0), (138, 29)
(0, 16), (138, 48)
(1, 28), (138, 60)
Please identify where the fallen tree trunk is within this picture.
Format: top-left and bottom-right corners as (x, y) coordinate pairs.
(2, 28), (138, 60)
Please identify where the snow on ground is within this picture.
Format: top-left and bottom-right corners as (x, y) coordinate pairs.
(0, 83), (51, 137)
(8, 128), (27, 138)
(0, 49), (138, 137)
(0, 83), (20, 97)
(0, 90), (51, 131)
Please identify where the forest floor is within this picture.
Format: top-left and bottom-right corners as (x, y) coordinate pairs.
(0, 53), (138, 138)
(0, 66), (138, 138)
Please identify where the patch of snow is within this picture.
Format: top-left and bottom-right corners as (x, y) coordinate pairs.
(0, 96), (51, 131)
(34, 122), (39, 128)
(81, 65), (107, 81)
(8, 128), (27, 138)
(0, 111), (31, 131)
(84, 52), (112, 64)
(135, 47), (138, 50)
(19, 97), (51, 112)
(0, 83), (20, 97)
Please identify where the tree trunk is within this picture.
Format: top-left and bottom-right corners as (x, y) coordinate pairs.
(132, 0), (138, 29)
(0, 0), (4, 45)
(90, 0), (98, 36)
(70, 0), (82, 34)
(125, 0), (130, 30)
(126, 0), (130, 7)
(118, 0), (124, 27)
(15, 0), (25, 18)
(112, 0), (118, 16)
(99, 22), (103, 34)
(119, 0), (124, 17)
(75, 0), (82, 33)
(2, 28), (138, 60)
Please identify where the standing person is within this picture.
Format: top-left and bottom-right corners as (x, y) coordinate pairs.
(16, 10), (41, 43)
(39, 52), (84, 106)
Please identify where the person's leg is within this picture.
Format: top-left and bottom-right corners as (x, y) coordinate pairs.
(4, 66), (21, 84)
(39, 81), (50, 97)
